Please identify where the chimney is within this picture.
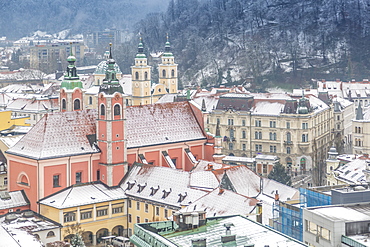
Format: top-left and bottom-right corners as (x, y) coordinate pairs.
(219, 188), (225, 195)
(256, 202), (263, 224)
(207, 164), (214, 170)
(192, 238), (206, 247)
(274, 190), (279, 201)
(221, 223), (236, 244)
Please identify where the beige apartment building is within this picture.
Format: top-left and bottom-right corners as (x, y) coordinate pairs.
(205, 92), (335, 183)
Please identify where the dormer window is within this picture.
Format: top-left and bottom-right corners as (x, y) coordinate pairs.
(150, 186), (160, 196)
(178, 192), (187, 203)
(126, 181), (136, 190)
(162, 188), (172, 199)
(137, 182), (147, 193)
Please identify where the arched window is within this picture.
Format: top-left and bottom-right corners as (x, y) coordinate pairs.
(89, 96), (93, 105)
(100, 104), (105, 116)
(62, 99), (66, 110)
(300, 158), (306, 170)
(144, 72), (148, 80)
(47, 231), (55, 238)
(135, 72), (139, 80)
(18, 173), (29, 186)
(162, 69), (166, 77)
(73, 99), (81, 110)
(171, 69), (175, 77)
(359, 127), (362, 133)
(114, 104), (121, 116)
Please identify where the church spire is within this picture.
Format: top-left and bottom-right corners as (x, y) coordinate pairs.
(99, 43), (123, 95)
(136, 36), (146, 58)
(60, 43), (82, 90)
(163, 33), (173, 57)
(356, 101), (364, 120)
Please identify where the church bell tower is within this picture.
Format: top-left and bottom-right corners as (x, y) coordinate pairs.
(97, 44), (127, 186)
(131, 38), (151, 106)
(158, 35), (178, 94)
(59, 44), (84, 112)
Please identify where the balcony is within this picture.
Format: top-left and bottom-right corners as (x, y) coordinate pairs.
(283, 140), (293, 145)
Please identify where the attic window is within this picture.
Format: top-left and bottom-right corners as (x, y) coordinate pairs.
(162, 188), (172, 199)
(137, 183), (147, 193)
(178, 192), (187, 203)
(150, 186), (159, 196)
(126, 181), (136, 190)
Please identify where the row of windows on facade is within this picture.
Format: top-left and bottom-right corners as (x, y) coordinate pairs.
(61, 98), (123, 116)
(53, 171), (86, 187)
(63, 206), (123, 222)
(134, 69), (176, 80)
(13, 112), (38, 120)
(253, 132), (308, 142)
(224, 118), (310, 130)
(127, 200), (175, 218)
(228, 143), (294, 154)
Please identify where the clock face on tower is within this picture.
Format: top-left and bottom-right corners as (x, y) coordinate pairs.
(135, 82), (139, 88)
(145, 82), (149, 87)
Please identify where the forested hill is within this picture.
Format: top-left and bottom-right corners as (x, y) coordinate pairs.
(0, 0), (170, 39)
(135, 0), (370, 89)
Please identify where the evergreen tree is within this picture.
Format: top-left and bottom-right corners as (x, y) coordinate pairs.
(268, 163), (292, 186)
(71, 233), (85, 247)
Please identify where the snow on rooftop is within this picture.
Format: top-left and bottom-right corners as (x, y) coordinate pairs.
(335, 159), (367, 184)
(189, 171), (219, 191)
(307, 204), (370, 222)
(179, 189), (258, 218)
(125, 102), (206, 148)
(165, 215), (306, 246)
(0, 225), (42, 247)
(7, 109), (98, 160)
(122, 165), (207, 208)
(0, 191), (29, 210)
(39, 182), (125, 209)
(0, 135), (25, 148)
(251, 101), (285, 116)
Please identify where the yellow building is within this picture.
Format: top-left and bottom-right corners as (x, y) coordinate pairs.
(38, 182), (127, 245)
(0, 110), (30, 131)
(205, 92), (334, 184)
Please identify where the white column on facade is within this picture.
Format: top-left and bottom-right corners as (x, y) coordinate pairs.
(77, 207), (80, 223)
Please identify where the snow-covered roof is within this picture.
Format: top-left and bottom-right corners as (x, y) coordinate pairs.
(39, 182), (125, 209)
(0, 190), (29, 210)
(94, 60), (122, 75)
(0, 224), (42, 247)
(0, 135), (25, 148)
(306, 203), (370, 222)
(251, 101), (285, 116)
(189, 170), (219, 191)
(213, 166), (261, 197)
(125, 102), (206, 148)
(5, 97), (58, 113)
(119, 74), (132, 95)
(191, 160), (230, 173)
(223, 156), (254, 163)
(334, 159), (367, 184)
(164, 215), (306, 246)
(7, 110), (98, 160)
(262, 178), (299, 201)
(155, 94), (178, 104)
(7, 101), (205, 160)
(179, 188), (258, 218)
(121, 164), (207, 208)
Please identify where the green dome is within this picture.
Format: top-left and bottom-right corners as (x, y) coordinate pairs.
(94, 60), (122, 75)
(67, 55), (76, 62)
